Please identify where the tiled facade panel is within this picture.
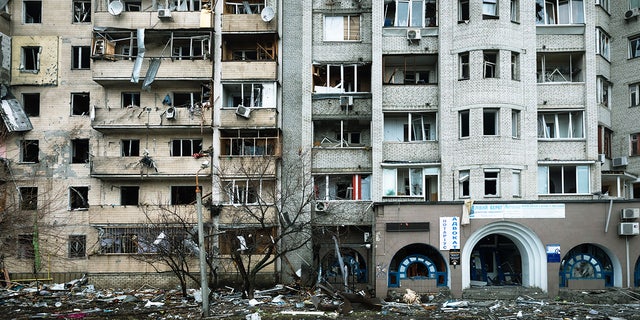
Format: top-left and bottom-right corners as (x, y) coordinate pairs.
(312, 148), (371, 172)
(538, 141), (589, 160)
(537, 85), (586, 106)
(382, 142), (439, 163)
(537, 34), (586, 51)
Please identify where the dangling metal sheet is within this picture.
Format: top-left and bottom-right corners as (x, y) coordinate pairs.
(0, 98), (33, 132)
(142, 58), (161, 90)
(131, 28), (146, 83)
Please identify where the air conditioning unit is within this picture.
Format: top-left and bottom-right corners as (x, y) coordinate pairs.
(339, 96), (353, 107)
(235, 105), (251, 118)
(618, 222), (640, 236)
(612, 156), (628, 167)
(622, 208), (640, 219)
(597, 154), (606, 163)
(158, 9), (172, 18)
(625, 8), (640, 20)
(315, 201), (328, 213)
(407, 29), (421, 40)
(165, 107), (176, 119)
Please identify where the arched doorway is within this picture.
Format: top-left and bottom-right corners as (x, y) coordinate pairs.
(388, 243), (447, 291)
(559, 244), (614, 287)
(462, 221), (547, 291)
(469, 234), (522, 286)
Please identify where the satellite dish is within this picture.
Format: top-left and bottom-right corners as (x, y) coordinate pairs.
(108, 0), (124, 16)
(261, 6), (275, 22)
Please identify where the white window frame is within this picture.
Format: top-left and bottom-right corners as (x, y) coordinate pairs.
(630, 83), (640, 107)
(510, 0), (519, 22)
(459, 170), (470, 198)
(537, 165), (590, 194)
(459, 52), (469, 80)
(596, 76), (611, 108)
(511, 170), (521, 197)
(630, 35), (640, 59)
(72, 46), (91, 70)
(383, 113), (438, 142)
(383, 167), (424, 197)
(596, 0), (609, 12)
(535, 0), (584, 25)
(511, 109), (520, 138)
(484, 169), (500, 197)
(324, 15), (361, 41)
(511, 51), (520, 80)
(395, 0), (426, 27)
(596, 28), (610, 61)
(483, 108), (499, 136)
(483, 51), (499, 78)
(483, 0), (498, 17)
(20, 46), (41, 73)
(225, 179), (263, 205)
(537, 111), (585, 139)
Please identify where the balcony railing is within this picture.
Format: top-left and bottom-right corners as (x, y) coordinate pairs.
(91, 156), (212, 179)
(219, 107), (278, 128)
(312, 148), (371, 171)
(92, 59), (212, 83)
(222, 14), (277, 32)
(221, 61), (277, 80)
(92, 106), (212, 132)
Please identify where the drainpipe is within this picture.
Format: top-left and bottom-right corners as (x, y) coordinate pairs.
(604, 198), (613, 233)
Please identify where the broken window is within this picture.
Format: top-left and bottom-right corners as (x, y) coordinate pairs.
(22, 93), (40, 117)
(222, 33), (276, 61)
(383, 167), (439, 198)
(121, 139), (140, 156)
(383, 55), (438, 84)
(459, 110), (470, 138)
(313, 63), (371, 93)
(510, 0), (519, 22)
(384, 113), (437, 142)
(68, 235), (86, 258)
(171, 139), (202, 156)
(384, 0), (438, 27)
(313, 120), (371, 147)
(631, 133), (640, 156)
(17, 234), (34, 259)
(223, 0), (264, 14)
(315, 174), (371, 200)
(21, 47), (40, 73)
(171, 186), (197, 205)
(73, 1), (91, 23)
(512, 109), (520, 138)
(122, 92), (140, 108)
(220, 129), (280, 156)
(98, 227), (192, 254)
(630, 35), (640, 59)
(19, 187), (38, 210)
(120, 186), (140, 205)
(596, 28), (610, 61)
(71, 139), (90, 164)
(597, 126), (612, 158)
(459, 170), (470, 197)
(631, 82), (640, 107)
(535, 0), (584, 25)
(218, 227), (276, 255)
(483, 0), (498, 18)
(70, 186), (89, 210)
(537, 52), (584, 83)
(459, 52), (469, 80)
(484, 169), (499, 196)
(483, 108), (499, 136)
(512, 170), (521, 197)
(124, 1), (142, 11)
(511, 52), (520, 80)
(222, 82), (276, 108)
(72, 46), (91, 69)
(324, 15), (360, 41)
(71, 92), (90, 115)
(173, 92), (201, 108)
(459, 0), (470, 22)
(21, 140), (39, 163)
(24, 1), (42, 23)
(483, 50), (498, 78)
(538, 165), (589, 194)
(224, 180), (262, 204)
(537, 111), (584, 139)
(597, 76), (611, 108)
(172, 35), (209, 60)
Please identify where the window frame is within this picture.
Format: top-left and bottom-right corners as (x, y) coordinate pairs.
(22, 93), (40, 117)
(483, 0), (499, 19)
(535, 0), (585, 25)
(536, 52), (584, 83)
(224, 179), (263, 204)
(595, 0), (609, 12)
(324, 15), (361, 41)
(23, 1), (42, 24)
(72, 1), (91, 23)
(596, 76), (611, 108)
(630, 35), (640, 59)
(537, 111), (585, 139)
(511, 170), (521, 197)
(71, 92), (90, 115)
(510, 0), (520, 22)
(459, 0), (470, 22)
(596, 28), (610, 61)
(171, 139), (203, 157)
(72, 46), (91, 70)
(538, 165), (590, 195)
(68, 235), (86, 258)
(71, 139), (90, 164)
(21, 140), (39, 163)
(511, 51), (520, 80)
(20, 46), (41, 73)
(382, 167), (426, 197)
(598, 125), (612, 158)
(631, 133), (640, 156)
(483, 169), (500, 197)
(630, 83), (640, 107)
(459, 52), (470, 80)
(511, 109), (520, 138)
(459, 170), (470, 198)
(121, 139), (140, 157)
(122, 92), (141, 108)
(383, 113), (438, 142)
(69, 186), (89, 210)
(483, 50), (499, 78)
(459, 110), (470, 138)
(483, 108), (499, 136)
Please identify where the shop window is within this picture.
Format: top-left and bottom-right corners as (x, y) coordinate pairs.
(23, 93), (40, 117)
(71, 92), (90, 115)
(122, 139), (140, 156)
(72, 46), (91, 69)
(629, 35), (640, 59)
(483, 108), (499, 136)
(24, 1), (41, 23)
(20, 47), (40, 72)
(459, 0), (470, 21)
(171, 139), (202, 156)
(69, 235), (86, 258)
(535, 0), (584, 25)
(459, 52), (469, 80)
(538, 165), (589, 194)
(171, 186), (197, 205)
(484, 170), (499, 196)
(121, 186), (140, 205)
(324, 15), (360, 41)
(17, 234), (34, 259)
(70, 186), (89, 210)
(73, 1), (91, 23)
(122, 92), (140, 108)
(21, 140), (39, 163)
(483, 51), (498, 78)
(483, 0), (498, 18)
(459, 170), (470, 197)
(19, 187), (38, 210)
(71, 139), (90, 164)
(459, 110), (470, 138)
(537, 111), (584, 139)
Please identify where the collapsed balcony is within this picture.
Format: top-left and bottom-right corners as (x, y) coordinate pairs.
(221, 34), (278, 80)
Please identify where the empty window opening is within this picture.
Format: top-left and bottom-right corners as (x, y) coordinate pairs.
(70, 186), (89, 210)
(537, 111), (584, 139)
(483, 0), (498, 18)
(122, 92), (140, 108)
(459, 0), (470, 21)
(484, 170), (499, 196)
(98, 227), (191, 254)
(21, 47), (40, 72)
(17, 234), (35, 259)
(459, 52), (469, 80)
(313, 63), (372, 93)
(171, 186), (197, 205)
(125, 1), (142, 11)
(459, 110), (470, 138)
(324, 15), (361, 41)
(538, 165), (589, 194)
(223, 0), (264, 14)
(223, 34), (276, 61)
(72, 46), (91, 69)
(71, 139), (90, 164)
(384, 113), (437, 142)
(71, 92), (90, 115)
(314, 120), (371, 147)
(483, 51), (499, 78)
(460, 170), (470, 197)
(383, 55), (438, 84)
(171, 139), (202, 156)
(19, 187), (38, 210)
(172, 35), (209, 60)
(120, 186), (140, 205)
(537, 52), (584, 83)
(315, 174), (372, 200)
(220, 129), (280, 156)
(22, 93), (40, 117)
(535, 0), (584, 25)
(483, 109), (499, 136)
(69, 235), (86, 258)
(73, 1), (91, 23)
(222, 82), (276, 108)
(24, 1), (42, 23)
(173, 92), (201, 108)
(122, 139), (140, 157)
(21, 140), (39, 163)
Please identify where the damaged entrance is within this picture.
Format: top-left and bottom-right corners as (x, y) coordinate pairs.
(560, 243), (615, 289)
(388, 243), (447, 291)
(470, 234), (522, 286)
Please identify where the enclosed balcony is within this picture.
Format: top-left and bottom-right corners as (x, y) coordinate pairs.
(93, 0), (210, 30)
(221, 34), (278, 80)
(221, 0), (277, 33)
(91, 155), (212, 179)
(92, 104), (212, 132)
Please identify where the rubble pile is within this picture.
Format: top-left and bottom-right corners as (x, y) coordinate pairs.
(1, 277), (640, 319)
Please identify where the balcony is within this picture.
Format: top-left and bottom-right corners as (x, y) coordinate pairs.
(218, 205), (278, 225)
(220, 107), (278, 128)
(221, 34), (278, 80)
(382, 142), (439, 163)
(221, 61), (277, 80)
(92, 106), (212, 132)
(89, 205), (198, 225)
(222, 14), (277, 33)
(382, 85), (438, 109)
(91, 155), (212, 179)
(312, 148), (371, 172)
(218, 157), (278, 178)
(312, 201), (374, 226)
(92, 59), (212, 84)
(93, 10), (206, 30)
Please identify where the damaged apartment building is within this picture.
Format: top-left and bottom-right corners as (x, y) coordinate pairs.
(1, 0), (640, 301)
